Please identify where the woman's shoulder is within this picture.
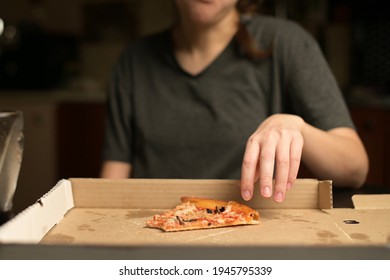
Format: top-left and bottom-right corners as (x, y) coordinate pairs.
(248, 15), (315, 45)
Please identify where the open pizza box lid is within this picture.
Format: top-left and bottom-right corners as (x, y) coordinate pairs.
(0, 178), (389, 259)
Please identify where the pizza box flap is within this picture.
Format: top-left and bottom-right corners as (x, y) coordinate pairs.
(352, 194), (390, 209)
(69, 178), (332, 210)
(0, 180), (74, 244)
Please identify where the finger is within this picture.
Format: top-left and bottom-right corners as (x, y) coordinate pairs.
(258, 138), (276, 198)
(273, 138), (290, 203)
(240, 137), (260, 201)
(287, 135), (304, 190)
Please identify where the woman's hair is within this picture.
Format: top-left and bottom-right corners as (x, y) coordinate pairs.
(235, 0), (272, 60)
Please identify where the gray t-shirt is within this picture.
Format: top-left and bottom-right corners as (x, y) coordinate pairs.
(102, 15), (354, 179)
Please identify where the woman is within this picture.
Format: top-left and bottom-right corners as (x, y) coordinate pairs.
(100, 0), (368, 203)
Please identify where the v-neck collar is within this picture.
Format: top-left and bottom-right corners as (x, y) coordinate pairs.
(163, 30), (238, 79)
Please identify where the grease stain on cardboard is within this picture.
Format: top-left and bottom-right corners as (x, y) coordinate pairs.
(349, 233), (370, 241)
(77, 224), (95, 232)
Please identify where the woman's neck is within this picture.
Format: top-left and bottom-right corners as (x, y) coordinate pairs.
(172, 9), (239, 75)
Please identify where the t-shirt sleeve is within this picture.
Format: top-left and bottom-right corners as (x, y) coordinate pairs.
(278, 21), (355, 131)
(102, 49), (133, 164)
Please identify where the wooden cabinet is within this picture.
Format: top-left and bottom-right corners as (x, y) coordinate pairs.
(350, 106), (390, 187)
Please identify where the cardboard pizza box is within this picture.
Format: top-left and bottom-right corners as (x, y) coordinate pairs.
(0, 178), (389, 259)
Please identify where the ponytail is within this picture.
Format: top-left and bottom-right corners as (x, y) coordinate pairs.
(235, 0), (272, 60)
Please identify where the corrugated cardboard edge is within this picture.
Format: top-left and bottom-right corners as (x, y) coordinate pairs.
(318, 180), (333, 209)
(352, 194), (390, 209)
(0, 179), (74, 244)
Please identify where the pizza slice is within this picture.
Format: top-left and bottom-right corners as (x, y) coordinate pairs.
(146, 196), (260, 232)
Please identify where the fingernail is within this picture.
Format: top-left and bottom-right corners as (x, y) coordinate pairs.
(242, 190), (251, 201)
(286, 182), (292, 190)
(275, 191), (284, 202)
(262, 186), (271, 197)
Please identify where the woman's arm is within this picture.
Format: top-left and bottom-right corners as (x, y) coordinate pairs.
(301, 125), (368, 187)
(240, 114), (369, 203)
(100, 160), (132, 179)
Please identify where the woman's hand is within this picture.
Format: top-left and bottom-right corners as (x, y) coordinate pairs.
(100, 161), (132, 179)
(240, 114), (304, 202)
